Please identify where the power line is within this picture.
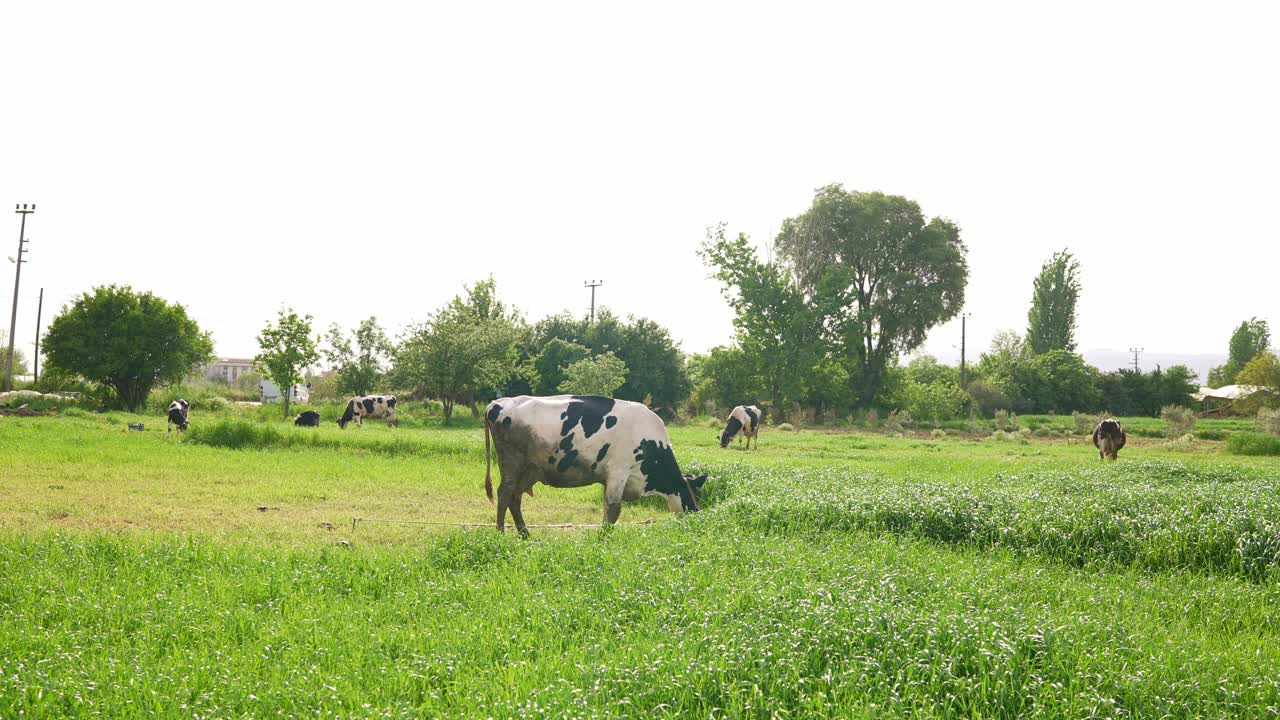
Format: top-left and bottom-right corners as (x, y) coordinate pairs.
(1128, 347), (1144, 372)
(5, 204), (34, 391)
(584, 279), (603, 323)
(33, 288), (44, 385)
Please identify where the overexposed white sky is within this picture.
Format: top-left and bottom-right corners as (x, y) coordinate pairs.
(3, 2), (1276, 367)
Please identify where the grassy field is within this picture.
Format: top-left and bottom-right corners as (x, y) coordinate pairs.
(2, 406), (1279, 717)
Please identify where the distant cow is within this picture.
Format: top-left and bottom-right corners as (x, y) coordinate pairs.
(1092, 419), (1126, 460)
(719, 405), (762, 449)
(167, 399), (190, 432)
(484, 395), (707, 537)
(294, 410), (321, 427)
(337, 395), (397, 429)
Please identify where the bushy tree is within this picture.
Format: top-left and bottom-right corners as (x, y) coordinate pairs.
(896, 378), (967, 426)
(1208, 318), (1271, 387)
(965, 380), (1012, 417)
(525, 310), (689, 410)
(1025, 250), (1081, 355)
(0, 330), (28, 380)
(1236, 352), (1280, 411)
(394, 278), (524, 424)
(530, 338), (590, 396)
(558, 352), (628, 396)
(1011, 350), (1099, 414)
(42, 285), (213, 411)
(775, 185), (968, 407)
(700, 224), (820, 422)
(687, 346), (765, 416)
(255, 308), (319, 418)
(1098, 366), (1198, 417)
(323, 316), (392, 397)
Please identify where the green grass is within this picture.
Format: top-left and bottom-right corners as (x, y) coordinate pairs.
(2, 406), (1280, 717)
(1227, 432), (1280, 456)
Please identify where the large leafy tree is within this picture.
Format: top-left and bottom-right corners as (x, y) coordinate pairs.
(1010, 349), (1100, 414)
(1236, 352), (1280, 411)
(558, 352), (628, 396)
(41, 285), (213, 411)
(1025, 250), (1082, 355)
(774, 184), (968, 407)
(255, 308), (319, 418)
(525, 310), (689, 409)
(322, 316), (392, 396)
(394, 278), (524, 425)
(687, 346), (766, 415)
(529, 338), (590, 396)
(700, 224), (820, 422)
(1208, 318), (1271, 387)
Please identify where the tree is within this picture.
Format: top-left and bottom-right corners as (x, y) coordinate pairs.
(393, 278), (524, 425)
(255, 308), (319, 418)
(688, 345), (765, 416)
(0, 330), (28, 380)
(1208, 318), (1271, 387)
(700, 224), (821, 422)
(1025, 250), (1081, 355)
(1236, 352), (1280, 411)
(774, 184), (968, 408)
(525, 310), (690, 410)
(41, 285), (213, 411)
(530, 338), (590, 395)
(1010, 350), (1099, 414)
(323, 316), (392, 396)
(558, 352), (628, 396)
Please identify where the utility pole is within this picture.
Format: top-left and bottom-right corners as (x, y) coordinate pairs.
(959, 313), (972, 388)
(1128, 347), (1143, 372)
(6, 204), (34, 391)
(33, 287), (43, 385)
(584, 279), (603, 323)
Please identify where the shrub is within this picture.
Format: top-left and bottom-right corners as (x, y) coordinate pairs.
(929, 428), (946, 439)
(1009, 412), (1020, 430)
(993, 409), (1010, 431)
(865, 408), (879, 429)
(885, 409), (912, 434)
(1260, 408), (1280, 436)
(1160, 404), (1196, 439)
(1072, 411), (1100, 435)
(775, 423), (795, 432)
(1226, 432), (1280, 457)
(1033, 427), (1053, 438)
(965, 380), (1011, 417)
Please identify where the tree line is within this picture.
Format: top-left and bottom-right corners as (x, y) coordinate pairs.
(27, 184), (1279, 422)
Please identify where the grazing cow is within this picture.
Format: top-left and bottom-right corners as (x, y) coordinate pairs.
(484, 395), (707, 536)
(1092, 418), (1126, 460)
(719, 405), (762, 449)
(337, 395), (397, 429)
(294, 410), (321, 427)
(167, 399), (190, 432)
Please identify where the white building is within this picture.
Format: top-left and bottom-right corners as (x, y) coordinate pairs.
(260, 379), (310, 404)
(204, 357), (255, 383)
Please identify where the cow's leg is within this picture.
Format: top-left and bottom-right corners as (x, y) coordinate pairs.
(508, 492), (530, 539)
(602, 481), (624, 527)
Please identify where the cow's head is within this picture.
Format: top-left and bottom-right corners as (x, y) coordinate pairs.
(675, 473), (708, 512)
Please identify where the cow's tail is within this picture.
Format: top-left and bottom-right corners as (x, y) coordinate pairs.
(484, 418), (494, 503)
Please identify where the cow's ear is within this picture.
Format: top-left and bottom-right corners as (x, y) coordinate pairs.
(690, 473), (707, 488)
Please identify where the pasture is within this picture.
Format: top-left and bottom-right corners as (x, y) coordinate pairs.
(2, 407), (1280, 718)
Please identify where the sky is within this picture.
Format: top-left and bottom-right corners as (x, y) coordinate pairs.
(3, 2), (1277, 378)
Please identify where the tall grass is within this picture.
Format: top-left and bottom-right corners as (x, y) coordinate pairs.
(1227, 432), (1280, 457)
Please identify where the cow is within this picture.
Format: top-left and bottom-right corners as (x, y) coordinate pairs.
(167, 399), (190, 432)
(337, 395), (397, 429)
(719, 404), (762, 449)
(1092, 418), (1126, 460)
(483, 395), (707, 537)
(294, 410), (321, 427)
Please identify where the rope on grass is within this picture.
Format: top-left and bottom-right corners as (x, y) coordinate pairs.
(350, 517), (658, 532)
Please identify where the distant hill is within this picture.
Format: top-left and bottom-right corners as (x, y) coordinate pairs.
(1081, 350), (1224, 384)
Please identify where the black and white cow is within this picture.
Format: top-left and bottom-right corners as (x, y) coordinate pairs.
(483, 395), (707, 536)
(294, 410), (321, 427)
(1092, 418), (1126, 460)
(167, 399), (190, 432)
(337, 395), (397, 429)
(719, 404), (762, 449)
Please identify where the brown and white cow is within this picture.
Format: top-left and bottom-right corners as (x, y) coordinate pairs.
(1092, 418), (1126, 460)
(483, 395), (707, 537)
(337, 395), (397, 429)
(719, 404), (761, 449)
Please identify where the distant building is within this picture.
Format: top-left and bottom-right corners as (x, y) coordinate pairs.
(204, 357), (255, 383)
(260, 379), (310, 404)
